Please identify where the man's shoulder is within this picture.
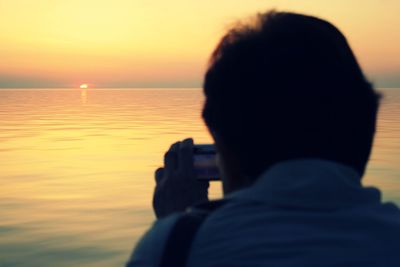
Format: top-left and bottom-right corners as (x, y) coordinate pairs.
(126, 199), (232, 267)
(126, 213), (182, 267)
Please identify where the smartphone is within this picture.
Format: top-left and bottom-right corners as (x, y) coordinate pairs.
(193, 144), (220, 181)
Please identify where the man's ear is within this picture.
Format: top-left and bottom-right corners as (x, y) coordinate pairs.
(208, 129), (218, 142)
(211, 133), (252, 194)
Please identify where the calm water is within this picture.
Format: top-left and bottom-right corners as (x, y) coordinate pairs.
(0, 88), (399, 267)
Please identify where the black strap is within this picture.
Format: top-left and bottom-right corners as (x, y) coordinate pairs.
(159, 200), (226, 267)
(159, 213), (207, 267)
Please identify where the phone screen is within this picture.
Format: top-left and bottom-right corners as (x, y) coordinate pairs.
(193, 144), (220, 181)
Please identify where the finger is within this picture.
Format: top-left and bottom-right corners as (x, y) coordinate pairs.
(155, 167), (164, 184)
(169, 141), (180, 152)
(178, 138), (194, 174)
(194, 180), (210, 201)
(164, 142), (180, 172)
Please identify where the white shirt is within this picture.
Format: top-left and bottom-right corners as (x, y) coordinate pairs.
(127, 159), (400, 266)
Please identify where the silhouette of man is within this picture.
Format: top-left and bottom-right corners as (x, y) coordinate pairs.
(127, 11), (400, 267)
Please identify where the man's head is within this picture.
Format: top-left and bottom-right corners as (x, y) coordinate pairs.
(202, 11), (380, 193)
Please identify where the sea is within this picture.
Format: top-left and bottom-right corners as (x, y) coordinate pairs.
(0, 88), (399, 267)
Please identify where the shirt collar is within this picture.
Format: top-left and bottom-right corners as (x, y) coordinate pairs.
(227, 159), (381, 210)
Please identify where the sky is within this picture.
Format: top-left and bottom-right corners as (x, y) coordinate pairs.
(0, 0), (399, 88)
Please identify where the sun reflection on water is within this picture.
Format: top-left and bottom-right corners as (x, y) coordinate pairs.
(81, 89), (87, 104)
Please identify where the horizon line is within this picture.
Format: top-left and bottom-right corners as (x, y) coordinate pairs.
(0, 87), (399, 90)
(0, 87), (203, 89)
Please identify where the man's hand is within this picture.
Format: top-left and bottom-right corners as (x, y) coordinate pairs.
(153, 138), (209, 219)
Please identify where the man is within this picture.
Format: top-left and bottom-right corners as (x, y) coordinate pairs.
(127, 11), (400, 266)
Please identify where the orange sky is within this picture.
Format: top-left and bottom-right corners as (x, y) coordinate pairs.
(0, 0), (399, 88)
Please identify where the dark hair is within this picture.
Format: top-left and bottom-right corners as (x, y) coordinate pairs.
(203, 11), (380, 178)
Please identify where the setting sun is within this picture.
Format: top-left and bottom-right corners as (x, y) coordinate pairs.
(80, 84), (88, 89)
